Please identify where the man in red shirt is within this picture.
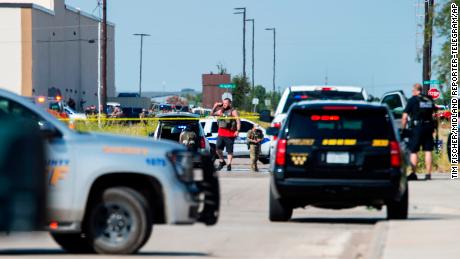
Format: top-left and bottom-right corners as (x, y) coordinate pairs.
(213, 98), (241, 171)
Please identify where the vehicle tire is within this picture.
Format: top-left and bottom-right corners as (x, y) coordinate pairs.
(387, 186), (408, 220)
(50, 233), (94, 253)
(269, 186), (292, 222)
(85, 187), (152, 254)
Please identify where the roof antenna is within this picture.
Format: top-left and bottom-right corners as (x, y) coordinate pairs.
(324, 67), (328, 86)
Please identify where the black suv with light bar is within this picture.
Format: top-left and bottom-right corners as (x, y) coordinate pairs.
(266, 101), (408, 221)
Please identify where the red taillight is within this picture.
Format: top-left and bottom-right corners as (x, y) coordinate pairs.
(49, 221), (58, 230)
(390, 141), (401, 167)
(323, 106), (358, 111)
(321, 87), (334, 91)
(272, 122), (281, 128)
(276, 139), (287, 166)
(200, 137), (206, 149)
(311, 115), (321, 121)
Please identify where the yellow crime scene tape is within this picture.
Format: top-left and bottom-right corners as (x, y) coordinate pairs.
(59, 115), (261, 122)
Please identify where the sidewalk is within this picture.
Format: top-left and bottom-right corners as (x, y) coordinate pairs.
(367, 174), (460, 259)
(375, 219), (460, 259)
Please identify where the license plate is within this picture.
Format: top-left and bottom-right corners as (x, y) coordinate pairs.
(326, 152), (350, 164)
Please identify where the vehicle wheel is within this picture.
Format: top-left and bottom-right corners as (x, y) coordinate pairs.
(269, 186), (292, 222)
(85, 187), (152, 254)
(51, 233), (94, 253)
(387, 186), (408, 220)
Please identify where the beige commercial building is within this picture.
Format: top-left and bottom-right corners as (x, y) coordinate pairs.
(0, 0), (115, 110)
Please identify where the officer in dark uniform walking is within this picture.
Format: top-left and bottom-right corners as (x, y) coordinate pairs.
(402, 83), (437, 180)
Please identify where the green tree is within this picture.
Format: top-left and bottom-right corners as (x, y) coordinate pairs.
(194, 93), (202, 107)
(231, 75), (251, 110)
(434, 0), (460, 84)
(266, 91), (282, 111)
(251, 85), (268, 112)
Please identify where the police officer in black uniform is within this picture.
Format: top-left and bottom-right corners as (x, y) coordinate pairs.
(402, 83), (437, 180)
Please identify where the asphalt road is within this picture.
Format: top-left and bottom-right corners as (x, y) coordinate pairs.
(1, 158), (459, 259)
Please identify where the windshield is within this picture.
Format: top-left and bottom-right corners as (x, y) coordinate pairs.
(287, 109), (393, 140)
(283, 90), (365, 113)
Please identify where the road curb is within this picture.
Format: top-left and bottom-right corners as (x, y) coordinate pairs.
(364, 221), (389, 259)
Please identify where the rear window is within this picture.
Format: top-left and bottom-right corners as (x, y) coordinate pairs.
(287, 109), (393, 140)
(283, 90), (365, 113)
(159, 121), (200, 141)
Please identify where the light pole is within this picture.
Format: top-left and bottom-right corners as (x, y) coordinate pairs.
(101, 0), (107, 114)
(246, 18), (255, 95)
(133, 33), (150, 97)
(234, 7), (246, 79)
(265, 28), (276, 95)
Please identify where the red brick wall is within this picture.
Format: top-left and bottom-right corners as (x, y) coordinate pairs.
(202, 74), (232, 108)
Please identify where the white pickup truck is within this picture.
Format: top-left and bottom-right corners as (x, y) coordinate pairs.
(0, 89), (219, 254)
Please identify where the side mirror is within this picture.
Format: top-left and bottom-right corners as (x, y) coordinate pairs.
(38, 121), (61, 139)
(266, 127), (279, 136)
(367, 95), (375, 102)
(206, 133), (212, 137)
(259, 110), (274, 123)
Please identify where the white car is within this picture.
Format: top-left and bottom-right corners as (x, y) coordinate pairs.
(200, 117), (270, 163)
(64, 105), (87, 120)
(269, 85), (370, 129)
(259, 86), (370, 161)
(380, 90), (408, 130)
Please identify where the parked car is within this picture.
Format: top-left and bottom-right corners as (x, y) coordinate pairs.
(151, 112), (215, 163)
(200, 117), (271, 164)
(0, 88), (220, 254)
(192, 107), (212, 117)
(380, 90), (408, 130)
(266, 101), (408, 221)
(260, 85), (370, 126)
(64, 105), (87, 121)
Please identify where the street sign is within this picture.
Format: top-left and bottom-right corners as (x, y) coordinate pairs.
(428, 88), (441, 100)
(222, 93), (233, 101)
(265, 99), (271, 106)
(423, 80), (442, 85)
(219, 83), (236, 89)
(252, 98), (259, 105)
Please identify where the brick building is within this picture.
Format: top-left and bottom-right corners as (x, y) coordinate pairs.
(202, 73), (231, 108)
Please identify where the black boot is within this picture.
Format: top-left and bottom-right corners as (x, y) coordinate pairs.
(407, 172), (418, 181)
(216, 160), (226, 171)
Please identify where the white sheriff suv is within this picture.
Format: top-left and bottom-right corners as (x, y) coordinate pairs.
(0, 89), (219, 254)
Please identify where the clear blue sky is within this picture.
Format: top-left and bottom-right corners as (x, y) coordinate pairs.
(66, 0), (443, 98)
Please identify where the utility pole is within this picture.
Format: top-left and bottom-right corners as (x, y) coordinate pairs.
(133, 33), (150, 97)
(422, 0), (434, 95)
(246, 18), (255, 95)
(266, 28), (276, 94)
(101, 0), (107, 113)
(234, 8), (246, 79)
